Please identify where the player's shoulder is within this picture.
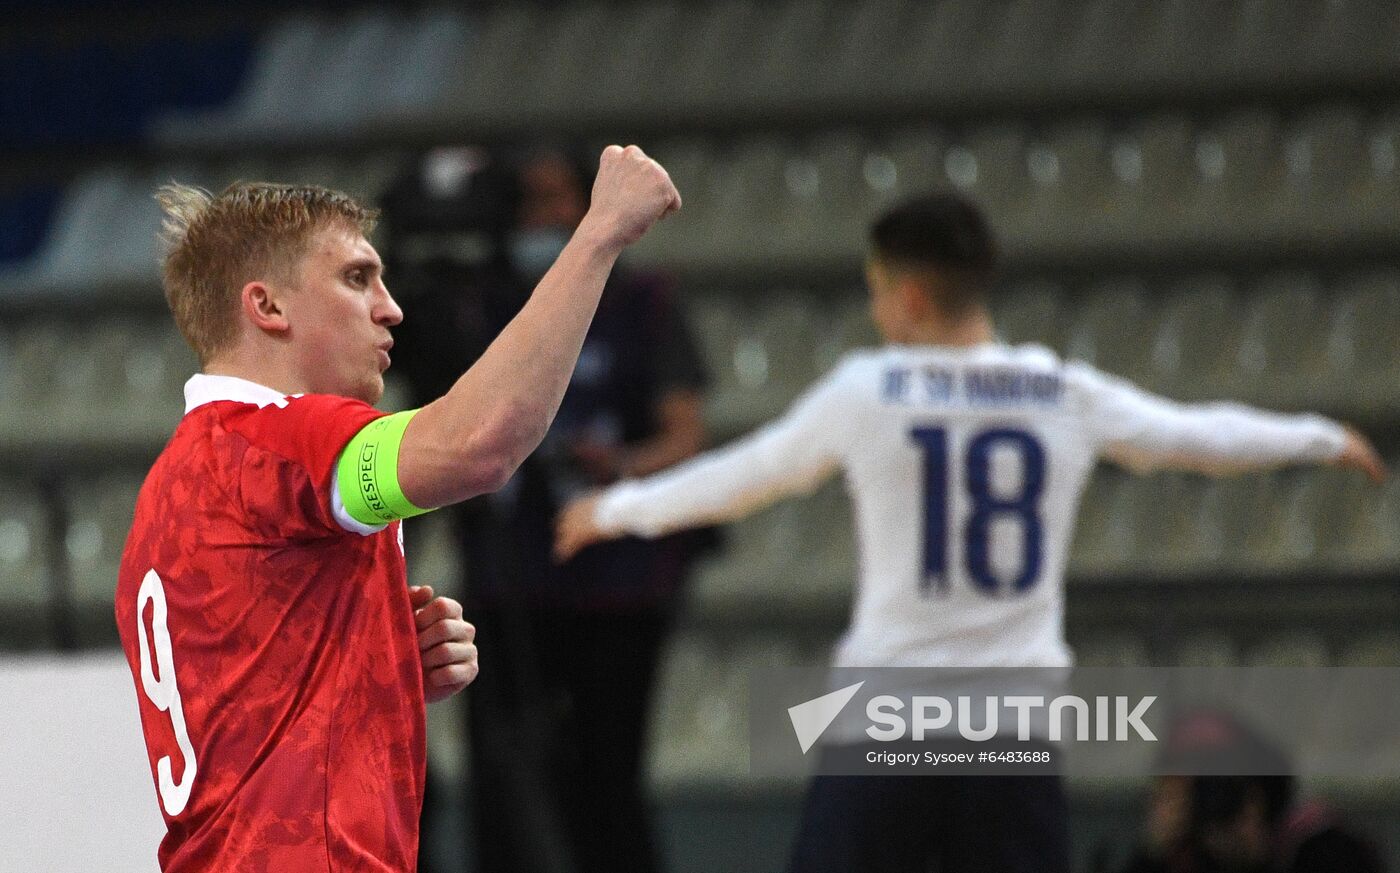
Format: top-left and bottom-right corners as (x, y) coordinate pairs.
(215, 392), (376, 436)
(827, 346), (887, 377)
(868, 340), (1065, 371)
(181, 375), (384, 466)
(816, 347), (894, 396)
(1053, 354), (1145, 398)
(983, 341), (1065, 371)
(818, 342), (1066, 387)
(962, 343), (1134, 411)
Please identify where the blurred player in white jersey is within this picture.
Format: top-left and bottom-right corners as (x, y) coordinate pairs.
(554, 193), (1387, 873)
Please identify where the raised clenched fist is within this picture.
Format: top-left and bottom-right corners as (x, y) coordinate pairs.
(579, 144), (682, 252)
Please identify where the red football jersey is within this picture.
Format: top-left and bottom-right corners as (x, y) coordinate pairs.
(115, 374), (426, 872)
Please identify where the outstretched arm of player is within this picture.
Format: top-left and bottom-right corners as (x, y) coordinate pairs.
(396, 146), (681, 509)
(1074, 364), (1388, 481)
(554, 368), (853, 560)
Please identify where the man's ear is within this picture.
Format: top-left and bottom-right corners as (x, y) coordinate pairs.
(241, 281), (290, 334)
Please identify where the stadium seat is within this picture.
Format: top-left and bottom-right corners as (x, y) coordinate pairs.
(1150, 275), (1243, 399)
(980, 0), (1061, 95)
(782, 130), (885, 259)
(4, 319), (72, 407)
(0, 488), (51, 621)
(1136, 473), (1226, 574)
(108, 173), (176, 287)
(1169, 632), (1239, 668)
(0, 170), (131, 297)
(1303, 662), (1400, 779)
(993, 278), (1068, 352)
(1325, 467), (1400, 570)
(1294, 468), (1361, 570)
(1064, 278), (1156, 384)
(1026, 119), (1111, 215)
(1056, 0), (1131, 90)
(1217, 0), (1306, 84)
(733, 0), (834, 115)
(1338, 633), (1400, 667)
(65, 474), (144, 613)
(0, 323), (10, 402)
(376, 8), (474, 122)
(1218, 473), (1307, 573)
(1069, 469), (1139, 577)
(1234, 272), (1327, 403)
(894, 0), (981, 103)
(754, 296), (825, 404)
(1131, 0), (1222, 88)
(688, 478), (853, 616)
(1278, 470), (1339, 570)
(803, 479), (857, 593)
(812, 0), (905, 108)
(1353, 108), (1400, 220)
(30, 317), (188, 442)
(690, 501), (814, 611)
(688, 294), (757, 430)
(157, 14), (325, 142)
(158, 9), (471, 142)
(1234, 632), (1335, 771)
(277, 11), (403, 135)
(627, 138), (713, 268)
(632, 1), (730, 117)
(943, 124), (1030, 220)
(0, 185), (61, 268)
(687, 293), (820, 428)
(812, 297), (880, 375)
(1239, 630), (1333, 742)
(649, 632), (712, 785)
(1073, 633), (1149, 668)
(424, 683), (467, 782)
(1327, 271), (1400, 413)
(692, 137), (793, 268)
(1189, 108), (1283, 234)
(1110, 113), (1195, 227)
(1279, 105), (1367, 197)
(439, 2), (532, 126)
(883, 126), (950, 200)
(69, 320), (148, 407)
(649, 632), (750, 786)
(519, 2), (618, 121)
(1246, 632), (1331, 667)
(679, 0), (771, 117)
(596, 1), (686, 118)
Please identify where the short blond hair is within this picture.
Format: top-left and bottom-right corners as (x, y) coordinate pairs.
(156, 181), (379, 364)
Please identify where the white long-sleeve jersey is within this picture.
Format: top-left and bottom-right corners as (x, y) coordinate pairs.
(595, 343), (1347, 671)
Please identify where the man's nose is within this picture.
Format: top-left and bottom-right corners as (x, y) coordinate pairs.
(375, 283), (404, 326)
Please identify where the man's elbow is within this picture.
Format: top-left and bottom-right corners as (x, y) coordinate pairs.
(460, 406), (548, 495)
(402, 402), (549, 505)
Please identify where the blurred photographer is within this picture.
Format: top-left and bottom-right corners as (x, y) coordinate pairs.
(1110, 710), (1385, 873)
(385, 145), (709, 873)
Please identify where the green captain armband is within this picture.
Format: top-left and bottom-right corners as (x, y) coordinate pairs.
(337, 409), (431, 526)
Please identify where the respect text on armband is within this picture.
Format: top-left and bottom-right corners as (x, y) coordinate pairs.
(357, 442), (390, 520)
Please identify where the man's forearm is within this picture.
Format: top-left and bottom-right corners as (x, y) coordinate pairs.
(596, 410), (839, 539)
(393, 144), (681, 509)
(401, 226), (622, 507)
(1108, 403), (1347, 475)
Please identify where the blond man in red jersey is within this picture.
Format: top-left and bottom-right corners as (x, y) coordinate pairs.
(116, 146), (679, 872)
